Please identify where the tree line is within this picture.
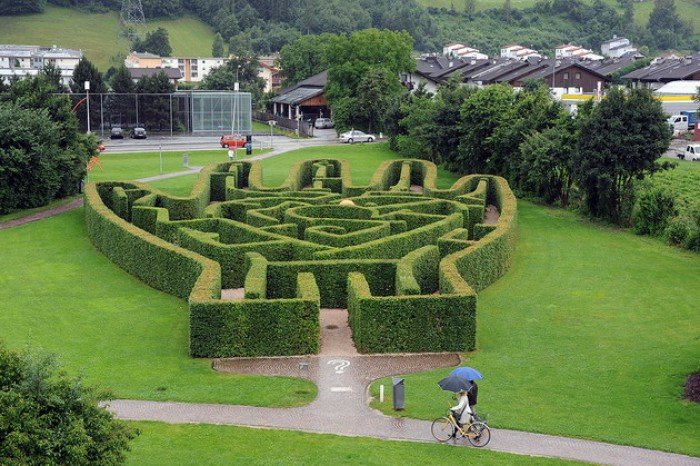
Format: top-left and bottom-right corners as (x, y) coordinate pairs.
(384, 79), (696, 246)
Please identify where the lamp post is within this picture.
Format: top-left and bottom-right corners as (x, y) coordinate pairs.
(268, 119), (276, 149)
(84, 81), (90, 133)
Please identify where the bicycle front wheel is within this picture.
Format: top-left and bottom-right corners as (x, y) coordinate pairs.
(431, 417), (454, 442)
(467, 422), (491, 447)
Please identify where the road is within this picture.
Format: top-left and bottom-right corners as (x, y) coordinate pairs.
(102, 128), (341, 154)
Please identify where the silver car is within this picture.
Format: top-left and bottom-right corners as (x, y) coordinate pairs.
(339, 130), (375, 144)
(314, 118), (334, 129)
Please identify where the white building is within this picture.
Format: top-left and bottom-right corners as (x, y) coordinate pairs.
(442, 42), (489, 60)
(0, 44), (82, 85)
(500, 44), (542, 60)
(600, 36), (638, 58)
(555, 44), (604, 61)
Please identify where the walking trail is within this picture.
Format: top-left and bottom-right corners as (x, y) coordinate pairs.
(3, 150), (698, 465)
(108, 309), (698, 466)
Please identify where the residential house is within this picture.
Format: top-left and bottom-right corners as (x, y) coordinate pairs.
(600, 36), (638, 58)
(124, 51), (163, 68)
(0, 44), (82, 85)
(555, 44), (604, 61)
(258, 55), (281, 92)
(509, 59), (609, 93)
(442, 43), (488, 60)
(270, 70), (329, 120)
(404, 56), (490, 93)
(623, 55), (700, 89)
(161, 57), (226, 82)
(500, 45), (542, 60)
(127, 67), (182, 87)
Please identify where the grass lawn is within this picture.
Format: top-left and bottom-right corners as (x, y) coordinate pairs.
(125, 421), (581, 465)
(370, 201), (700, 455)
(0, 208), (315, 406)
(0, 6), (215, 69)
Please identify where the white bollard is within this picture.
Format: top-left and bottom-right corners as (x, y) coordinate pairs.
(380, 384), (384, 402)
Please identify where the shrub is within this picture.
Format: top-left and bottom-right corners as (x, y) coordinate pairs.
(632, 188), (677, 237)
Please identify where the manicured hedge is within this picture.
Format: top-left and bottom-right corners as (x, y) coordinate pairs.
(347, 272), (476, 353)
(243, 252), (267, 299)
(395, 245), (440, 295)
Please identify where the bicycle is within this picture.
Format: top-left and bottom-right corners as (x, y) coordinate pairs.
(431, 410), (491, 447)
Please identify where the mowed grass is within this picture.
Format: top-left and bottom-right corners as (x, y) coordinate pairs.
(88, 148), (265, 183)
(371, 201), (700, 455)
(0, 6), (215, 69)
(0, 208), (316, 406)
(124, 421), (582, 465)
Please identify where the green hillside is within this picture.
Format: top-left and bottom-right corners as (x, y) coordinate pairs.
(419, 0), (699, 32)
(0, 6), (216, 70)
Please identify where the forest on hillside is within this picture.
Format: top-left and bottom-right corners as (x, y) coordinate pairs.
(1, 0), (697, 54)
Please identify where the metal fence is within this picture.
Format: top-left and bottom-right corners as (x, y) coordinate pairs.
(70, 90), (252, 138)
(253, 110), (314, 137)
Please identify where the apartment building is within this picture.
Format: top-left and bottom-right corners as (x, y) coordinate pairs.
(0, 44), (82, 85)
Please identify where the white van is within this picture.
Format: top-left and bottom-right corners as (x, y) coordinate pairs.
(676, 144), (700, 161)
(668, 115), (689, 131)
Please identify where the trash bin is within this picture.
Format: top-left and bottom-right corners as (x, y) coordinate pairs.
(245, 142), (252, 155)
(392, 377), (404, 411)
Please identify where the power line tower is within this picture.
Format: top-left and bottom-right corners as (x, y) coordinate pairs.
(120, 0), (145, 26)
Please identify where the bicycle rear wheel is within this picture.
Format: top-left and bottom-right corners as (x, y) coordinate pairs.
(431, 417), (454, 442)
(466, 422), (491, 447)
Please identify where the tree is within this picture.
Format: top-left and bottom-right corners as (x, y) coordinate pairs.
(0, 342), (137, 464)
(453, 84), (514, 174)
(69, 57), (106, 133)
(201, 52), (266, 107)
(135, 71), (175, 131)
(0, 0), (45, 15)
(464, 0), (477, 19)
(109, 65), (136, 127)
(133, 27), (172, 57)
(575, 88), (672, 224)
(518, 112), (579, 206)
(647, 0), (690, 49)
(212, 32), (225, 57)
(1, 75), (96, 206)
(502, 0), (512, 21)
(278, 33), (335, 86)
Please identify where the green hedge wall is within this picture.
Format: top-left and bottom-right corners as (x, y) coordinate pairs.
(348, 272), (476, 353)
(243, 252), (267, 299)
(395, 245), (440, 295)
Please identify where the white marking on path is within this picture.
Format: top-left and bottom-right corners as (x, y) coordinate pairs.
(330, 387), (353, 392)
(327, 359), (350, 374)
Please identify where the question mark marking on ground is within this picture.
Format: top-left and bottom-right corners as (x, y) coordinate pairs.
(327, 359), (350, 374)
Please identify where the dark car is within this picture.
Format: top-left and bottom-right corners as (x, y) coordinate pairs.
(130, 127), (147, 139)
(109, 127), (124, 139)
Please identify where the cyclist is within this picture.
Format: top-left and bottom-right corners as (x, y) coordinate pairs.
(450, 389), (473, 430)
(467, 380), (478, 415)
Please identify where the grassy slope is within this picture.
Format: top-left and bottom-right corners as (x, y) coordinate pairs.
(371, 200), (700, 455)
(646, 159), (700, 209)
(125, 421), (582, 465)
(419, 0), (699, 33)
(0, 6), (215, 70)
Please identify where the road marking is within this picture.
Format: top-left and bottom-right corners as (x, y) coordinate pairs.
(330, 387), (353, 392)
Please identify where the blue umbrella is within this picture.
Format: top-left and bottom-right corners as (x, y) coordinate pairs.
(450, 366), (483, 381)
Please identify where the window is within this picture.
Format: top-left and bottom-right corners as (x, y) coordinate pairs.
(563, 72), (569, 79)
(575, 72), (581, 79)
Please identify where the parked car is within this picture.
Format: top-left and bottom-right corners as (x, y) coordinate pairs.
(109, 127), (124, 139)
(339, 130), (376, 144)
(668, 114), (689, 132)
(130, 127), (147, 139)
(314, 118), (334, 129)
(676, 143), (700, 161)
(220, 134), (246, 148)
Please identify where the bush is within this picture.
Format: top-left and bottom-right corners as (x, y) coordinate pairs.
(633, 188), (676, 237)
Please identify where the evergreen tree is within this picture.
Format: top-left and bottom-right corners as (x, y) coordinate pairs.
(647, 0), (690, 49)
(212, 32), (225, 57)
(502, 0), (512, 21)
(133, 27), (172, 57)
(70, 57), (106, 132)
(465, 0), (477, 20)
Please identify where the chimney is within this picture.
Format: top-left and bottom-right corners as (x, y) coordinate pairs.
(449, 61), (453, 68)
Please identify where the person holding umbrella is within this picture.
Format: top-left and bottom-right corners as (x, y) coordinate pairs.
(450, 389), (473, 429)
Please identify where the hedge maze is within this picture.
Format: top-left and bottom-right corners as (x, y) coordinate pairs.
(84, 158), (517, 357)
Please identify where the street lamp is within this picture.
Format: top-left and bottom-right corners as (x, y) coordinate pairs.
(84, 80), (90, 133)
(268, 119), (276, 149)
